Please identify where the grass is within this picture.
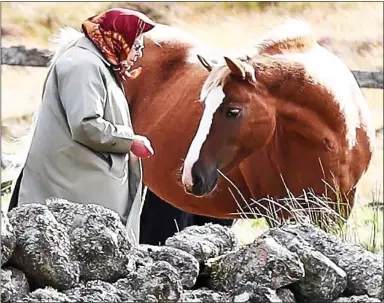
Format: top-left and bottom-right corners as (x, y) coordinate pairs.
(1, 2), (383, 252)
(221, 169), (383, 253)
(233, 202), (383, 253)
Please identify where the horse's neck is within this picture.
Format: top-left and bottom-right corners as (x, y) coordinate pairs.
(247, 19), (372, 149)
(257, 44), (370, 151)
(124, 34), (210, 117)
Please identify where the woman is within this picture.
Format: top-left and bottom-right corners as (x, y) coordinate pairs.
(9, 8), (156, 244)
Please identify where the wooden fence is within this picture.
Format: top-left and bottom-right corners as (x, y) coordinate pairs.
(1, 45), (384, 89)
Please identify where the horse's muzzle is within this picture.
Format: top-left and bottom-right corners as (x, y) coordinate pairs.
(184, 162), (218, 197)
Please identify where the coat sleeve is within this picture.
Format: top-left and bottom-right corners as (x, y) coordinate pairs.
(56, 58), (135, 153)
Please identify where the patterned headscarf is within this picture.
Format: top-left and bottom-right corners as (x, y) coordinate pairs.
(82, 8), (156, 80)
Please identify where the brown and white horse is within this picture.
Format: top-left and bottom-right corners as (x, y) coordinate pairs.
(14, 19), (374, 224)
(125, 19), (374, 221)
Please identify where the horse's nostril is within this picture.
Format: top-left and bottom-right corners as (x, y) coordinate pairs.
(184, 184), (193, 194)
(192, 169), (204, 189)
(189, 162), (217, 197)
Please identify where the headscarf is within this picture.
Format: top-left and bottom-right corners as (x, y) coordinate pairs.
(82, 8), (156, 80)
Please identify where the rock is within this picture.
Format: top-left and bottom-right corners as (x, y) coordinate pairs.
(114, 261), (183, 302)
(1, 210), (16, 265)
(206, 236), (305, 292)
(46, 198), (135, 282)
(180, 288), (229, 302)
(231, 283), (283, 303)
(165, 223), (239, 262)
(21, 287), (72, 302)
(283, 223), (383, 299)
(276, 288), (297, 303)
(7, 204), (80, 290)
(136, 244), (200, 289)
(232, 285), (296, 303)
(333, 295), (382, 302)
(267, 228), (347, 302)
(1, 24), (26, 37)
(64, 280), (133, 302)
(1, 267), (29, 303)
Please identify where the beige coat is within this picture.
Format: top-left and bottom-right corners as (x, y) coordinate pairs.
(16, 36), (143, 243)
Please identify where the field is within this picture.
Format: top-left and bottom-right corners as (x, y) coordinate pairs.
(1, 2), (383, 251)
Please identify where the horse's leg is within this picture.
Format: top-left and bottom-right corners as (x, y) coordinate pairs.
(8, 168), (24, 212)
(139, 188), (193, 245)
(139, 187), (236, 245)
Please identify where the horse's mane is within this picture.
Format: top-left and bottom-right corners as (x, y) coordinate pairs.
(254, 18), (316, 55)
(48, 26), (84, 69)
(200, 67), (231, 101)
(200, 19), (317, 102)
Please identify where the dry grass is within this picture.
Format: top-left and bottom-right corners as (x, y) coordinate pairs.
(1, 2), (383, 250)
(219, 168), (383, 253)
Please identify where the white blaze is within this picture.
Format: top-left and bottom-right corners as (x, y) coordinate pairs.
(182, 86), (225, 188)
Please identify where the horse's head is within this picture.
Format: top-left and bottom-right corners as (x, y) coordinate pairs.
(181, 18), (374, 198)
(181, 55), (278, 196)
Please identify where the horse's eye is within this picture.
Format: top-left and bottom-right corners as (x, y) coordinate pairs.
(226, 108), (242, 118)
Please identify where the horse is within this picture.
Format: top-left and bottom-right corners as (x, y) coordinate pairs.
(124, 19), (375, 222)
(11, 19), (374, 232)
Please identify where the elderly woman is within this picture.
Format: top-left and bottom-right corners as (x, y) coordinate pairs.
(9, 8), (156, 243)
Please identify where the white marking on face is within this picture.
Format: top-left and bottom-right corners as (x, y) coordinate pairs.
(182, 86), (225, 188)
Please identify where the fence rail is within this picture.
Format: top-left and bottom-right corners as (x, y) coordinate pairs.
(1, 45), (384, 89)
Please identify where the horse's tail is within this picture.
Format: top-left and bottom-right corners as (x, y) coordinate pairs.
(4, 27), (84, 200)
(48, 26), (84, 70)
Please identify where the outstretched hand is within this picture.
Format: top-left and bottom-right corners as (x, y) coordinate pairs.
(131, 135), (154, 159)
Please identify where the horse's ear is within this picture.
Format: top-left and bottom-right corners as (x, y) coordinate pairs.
(224, 57), (256, 83)
(224, 57), (245, 79)
(197, 54), (213, 72)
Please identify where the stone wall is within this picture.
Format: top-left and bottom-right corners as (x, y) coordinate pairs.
(1, 198), (382, 302)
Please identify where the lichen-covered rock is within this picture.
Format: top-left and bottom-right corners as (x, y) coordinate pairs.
(114, 261), (183, 302)
(333, 295), (381, 302)
(46, 198), (135, 282)
(231, 283), (283, 303)
(165, 223), (239, 262)
(267, 228), (347, 302)
(1, 267), (29, 303)
(1, 210), (16, 265)
(21, 287), (73, 302)
(64, 280), (133, 302)
(180, 288), (229, 302)
(136, 244), (199, 288)
(205, 236), (305, 292)
(276, 288), (297, 303)
(7, 204), (80, 289)
(283, 223), (383, 299)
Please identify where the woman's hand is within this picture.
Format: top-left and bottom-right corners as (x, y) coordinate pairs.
(131, 135), (154, 159)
